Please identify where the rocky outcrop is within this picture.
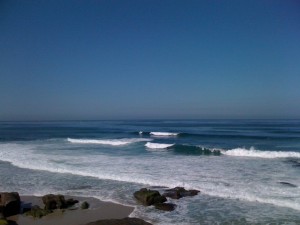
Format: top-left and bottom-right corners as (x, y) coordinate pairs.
(134, 188), (167, 206)
(42, 194), (78, 210)
(0, 192), (21, 217)
(86, 217), (152, 225)
(154, 203), (176, 211)
(163, 187), (200, 199)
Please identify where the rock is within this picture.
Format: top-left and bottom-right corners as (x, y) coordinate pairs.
(0, 192), (21, 217)
(278, 182), (297, 188)
(86, 217), (152, 225)
(81, 201), (89, 209)
(24, 205), (52, 218)
(134, 188), (167, 206)
(42, 194), (67, 210)
(154, 203), (176, 211)
(66, 198), (79, 207)
(163, 187), (200, 199)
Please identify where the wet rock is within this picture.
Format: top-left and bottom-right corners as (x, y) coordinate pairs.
(24, 205), (52, 218)
(0, 192), (21, 217)
(66, 198), (79, 207)
(42, 194), (67, 210)
(81, 201), (89, 209)
(163, 187), (200, 199)
(278, 182), (297, 188)
(154, 203), (176, 211)
(134, 188), (167, 206)
(86, 217), (152, 225)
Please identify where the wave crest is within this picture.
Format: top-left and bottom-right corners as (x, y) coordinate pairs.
(222, 147), (300, 159)
(150, 132), (179, 136)
(67, 138), (151, 146)
(145, 142), (174, 149)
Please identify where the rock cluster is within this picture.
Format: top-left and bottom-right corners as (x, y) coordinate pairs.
(134, 187), (200, 212)
(25, 194), (80, 218)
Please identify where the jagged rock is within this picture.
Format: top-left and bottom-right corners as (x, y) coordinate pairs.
(81, 201), (89, 209)
(24, 205), (52, 218)
(154, 203), (176, 211)
(0, 192), (21, 217)
(86, 217), (152, 225)
(134, 188), (167, 206)
(42, 194), (67, 210)
(163, 187), (200, 199)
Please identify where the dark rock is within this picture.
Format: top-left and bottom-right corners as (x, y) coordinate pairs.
(154, 203), (176, 211)
(24, 205), (52, 218)
(42, 194), (67, 210)
(278, 182), (297, 188)
(0, 192), (21, 217)
(86, 217), (152, 225)
(134, 188), (167, 206)
(81, 201), (89, 209)
(163, 187), (200, 199)
(66, 198), (79, 207)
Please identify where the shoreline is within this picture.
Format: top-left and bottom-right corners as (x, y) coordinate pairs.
(7, 195), (135, 225)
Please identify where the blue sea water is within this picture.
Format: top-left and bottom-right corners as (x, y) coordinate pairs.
(0, 120), (300, 224)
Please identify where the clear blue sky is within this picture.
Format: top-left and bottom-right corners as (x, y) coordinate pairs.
(1, 0), (299, 120)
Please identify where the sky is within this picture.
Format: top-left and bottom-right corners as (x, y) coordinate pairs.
(0, 0), (300, 120)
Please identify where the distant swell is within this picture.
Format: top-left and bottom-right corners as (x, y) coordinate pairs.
(222, 147), (300, 159)
(67, 138), (151, 146)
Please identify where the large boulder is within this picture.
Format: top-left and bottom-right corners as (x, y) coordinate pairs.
(134, 188), (167, 206)
(163, 187), (200, 199)
(86, 217), (152, 225)
(0, 192), (21, 217)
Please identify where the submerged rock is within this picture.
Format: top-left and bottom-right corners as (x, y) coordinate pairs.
(134, 188), (167, 206)
(0, 192), (21, 217)
(163, 187), (200, 199)
(86, 217), (152, 225)
(278, 182), (297, 188)
(154, 203), (176, 211)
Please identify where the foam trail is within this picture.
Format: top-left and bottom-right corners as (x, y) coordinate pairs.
(145, 142), (174, 149)
(67, 138), (151, 146)
(222, 147), (300, 159)
(150, 132), (179, 136)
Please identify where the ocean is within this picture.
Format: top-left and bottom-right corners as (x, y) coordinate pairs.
(0, 120), (300, 224)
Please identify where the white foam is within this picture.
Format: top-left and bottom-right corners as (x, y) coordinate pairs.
(67, 138), (151, 146)
(145, 142), (174, 149)
(150, 132), (179, 136)
(222, 147), (300, 159)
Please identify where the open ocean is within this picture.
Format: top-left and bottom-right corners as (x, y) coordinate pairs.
(0, 120), (300, 224)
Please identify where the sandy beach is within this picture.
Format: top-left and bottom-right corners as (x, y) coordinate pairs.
(7, 195), (134, 225)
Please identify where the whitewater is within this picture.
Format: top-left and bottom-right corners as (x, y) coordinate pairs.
(0, 120), (300, 224)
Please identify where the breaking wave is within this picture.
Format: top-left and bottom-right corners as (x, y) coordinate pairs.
(145, 142), (175, 149)
(222, 147), (300, 159)
(150, 132), (179, 136)
(67, 138), (151, 146)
